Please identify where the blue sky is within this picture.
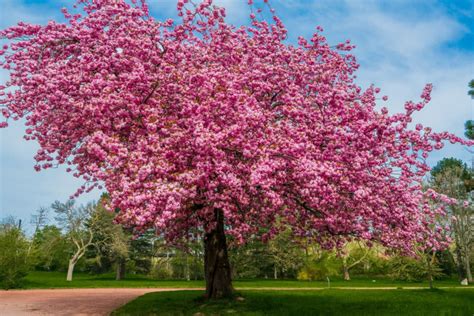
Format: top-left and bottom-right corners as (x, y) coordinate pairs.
(1, 0), (473, 233)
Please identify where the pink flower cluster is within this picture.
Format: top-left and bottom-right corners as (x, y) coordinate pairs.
(1, 0), (470, 252)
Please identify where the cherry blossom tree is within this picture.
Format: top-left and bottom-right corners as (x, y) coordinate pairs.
(0, 0), (469, 298)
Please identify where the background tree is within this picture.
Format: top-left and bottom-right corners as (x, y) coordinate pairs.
(340, 241), (371, 281)
(430, 158), (473, 282)
(1, 0), (469, 298)
(0, 219), (31, 289)
(52, 200), (98, 281)
(84, 198), (130, 279)
(464, 79), (474, 139)
(32, 225), (70, 271)
(468, 79), (474, 99)
(267, 230), (304, 279)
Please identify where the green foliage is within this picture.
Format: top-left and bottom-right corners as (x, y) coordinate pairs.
(464, 120), (474, 140)
(84, 203), (129, 274)
(430, 158), (470, 181)
(430, 157), (474, 196)
(149, 261), (173, 280)
(388, 254), (443, 282)
(468, 79), (474, 98)
(0, 224), (31, 289)
(128, 231), (154, 274)
(229, 239), (274, 279)
(149, 237), (204, 280)
(229, 231), (304, 279)
(31, 225), (70, 271)
(436, 250), (457, 277)
(297, 251), (340, 281)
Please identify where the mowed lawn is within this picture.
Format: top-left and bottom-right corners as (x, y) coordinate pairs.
(112, 289), (474, 316)
(22, 271), (473, 289)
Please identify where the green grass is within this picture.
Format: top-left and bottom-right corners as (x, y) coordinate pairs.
(22, 271), (472, 289)
(112, 289), (474, 316)
(22, 271), (204, 289)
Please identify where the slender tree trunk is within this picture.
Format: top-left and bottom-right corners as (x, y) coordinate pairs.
(455, 247), (466, 281)
(204, 209), (233, 299)
(465, 255), (473, 283)
(274, 265), (278, 280)
(342, 256), (351, 281)
(116, 259), (126, 280)
(66, 259), (76, 282)
(186, 253), (191, 281)
(427, 253), (433, 289)
(343, 265), (351, 281)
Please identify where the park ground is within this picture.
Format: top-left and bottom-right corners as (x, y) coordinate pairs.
(0, 271), (472, 315)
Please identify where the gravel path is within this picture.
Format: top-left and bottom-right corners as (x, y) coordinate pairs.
(0, 288), (200, 316)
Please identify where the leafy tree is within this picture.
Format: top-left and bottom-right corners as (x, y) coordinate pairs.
(229, 239), (274, 279)
(389, 251), (443, 287)
(464, 80), (474, 139)
(430, 158), (473, 283)
(468, 79), (474, 99)
(297, 250), (340, 282)
(0, 221), (31, 289)
(32, 225), (70, 271)
(341, 241), (371, 281)
(267, 230), (305, 279)
(52, 200), (99, 281)
(464, 120), (474, 140)
(1, 0), (469, 298)
(84, 198), (130, 279)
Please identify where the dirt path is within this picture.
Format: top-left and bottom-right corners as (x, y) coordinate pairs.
(1, 286), (472, 315)
(0, 288), (199, 316)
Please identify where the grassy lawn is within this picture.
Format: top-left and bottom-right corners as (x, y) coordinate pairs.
(112, 289), (474, 316)
(21, 271), (473, 289)
(22, 271), (204, 289)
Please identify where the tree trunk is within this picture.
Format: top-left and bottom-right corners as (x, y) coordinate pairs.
(186, 253), (191, 281)
(343, 265), (351, 281)
(274, 265), (278, 280)
(116, 259), (126, 281)
(204, 209), (233, 299)
(455, 247), (466, 281)
(66, 259), (75, 282)
(465, 255), (473, 283)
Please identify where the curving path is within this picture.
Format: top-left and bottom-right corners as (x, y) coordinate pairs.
(0, 288), (200, 316)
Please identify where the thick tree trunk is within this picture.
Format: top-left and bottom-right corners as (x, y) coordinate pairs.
(116, 259), (126, 281)
(204, 209), (233, 299)
(66, 259), (75, 282)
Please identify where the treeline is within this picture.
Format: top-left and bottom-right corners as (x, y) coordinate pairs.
(1, 156), (472, 289)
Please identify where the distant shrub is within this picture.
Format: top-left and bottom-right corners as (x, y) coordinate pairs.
(0, 225), (31, 289)
(297, 253), (340, 281)
(149, 263), (173, 280)
(389, 255), (443, 282)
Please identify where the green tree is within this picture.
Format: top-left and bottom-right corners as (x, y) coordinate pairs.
(52, 200), (100, 281)
(0, 220), (31, 289)
(468, 79), (474, 99)
(464, 79), (474, 139)
(32, 225), (70, 271)
(430, 158), (473, 283)
(84, 199), (130, 279)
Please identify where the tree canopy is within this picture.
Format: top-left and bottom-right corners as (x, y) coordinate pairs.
(0, 0), (470, 258)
